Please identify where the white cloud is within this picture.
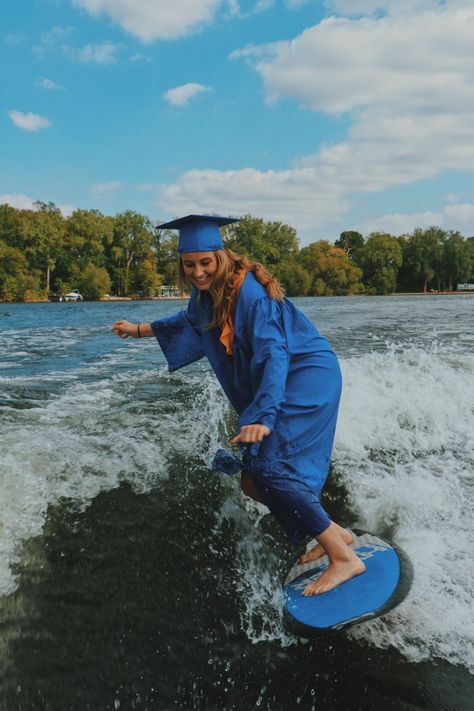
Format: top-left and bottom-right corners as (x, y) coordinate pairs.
(35, 28), (122, 65)
(73, 0), (223, 41)
(0, 194), (74, 216)
(239, 9), (474, 114)
(254, 0), (274, 11)
(8, 110), (51, 132)
(359, 210), (444, 235)
(70, 41), (122, 64)
(34, 25), (73, 56)
(91, 181), (123, 198)
(0, 194), (37, 210)
(158, 164), (352, 231)
(358, 202), (474, 236)
(163, 82), (212, 107)
(443, 203), (474, 224)
(37, 77), (64, 90)
(157, 3), (474, 237)
(286, 0), (310, 8)
(72, 1), (271, 41)
(325, 0), (449, 17)
(129, 52), (151, 63)
(230, 0), (275, 17)
(41, 25), (73, 46)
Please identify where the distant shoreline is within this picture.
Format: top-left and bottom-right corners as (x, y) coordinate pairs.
(380, 290), (474, 297)
(99, 295), (189, 302)
(3, 291), (474, 304)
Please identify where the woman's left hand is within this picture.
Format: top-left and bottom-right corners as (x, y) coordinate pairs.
(230, 424), (271, 445)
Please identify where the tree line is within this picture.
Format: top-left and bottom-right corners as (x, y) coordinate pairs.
(0, 201), (473, 301)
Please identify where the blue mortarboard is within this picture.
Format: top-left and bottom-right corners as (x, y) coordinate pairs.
(159, 214), (239, 253)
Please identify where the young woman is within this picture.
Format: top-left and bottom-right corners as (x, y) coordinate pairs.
(112, 215), (365, 595)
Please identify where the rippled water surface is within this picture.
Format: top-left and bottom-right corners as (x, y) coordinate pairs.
(1, 295), (473, 710)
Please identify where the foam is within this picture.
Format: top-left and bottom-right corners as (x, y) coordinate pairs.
(0, 365), (224, 596)
(217, 342), (474, 672)
(334, 344), (474, 671)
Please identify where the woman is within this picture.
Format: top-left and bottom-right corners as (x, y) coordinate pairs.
(112, 215), (365, 595)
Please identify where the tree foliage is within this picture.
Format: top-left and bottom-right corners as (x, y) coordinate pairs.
(356, 233), (403, 294)
(334, 230), (364, 258)
(223, 215), (299, 265)
(402, 227), (444, 292)
(273, 262), (311, 296)
(298, 241), (363, 295)
(1, 202), (473, 301)
(111, 211), (156, 296)
(79, 264), (112, 300)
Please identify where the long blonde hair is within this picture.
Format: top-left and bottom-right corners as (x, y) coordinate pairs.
(178, 249), (285, 331)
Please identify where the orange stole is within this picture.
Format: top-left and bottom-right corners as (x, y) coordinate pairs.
(219, 270), (247, 355)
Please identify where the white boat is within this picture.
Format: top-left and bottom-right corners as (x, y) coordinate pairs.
(63, 290), (83, 301)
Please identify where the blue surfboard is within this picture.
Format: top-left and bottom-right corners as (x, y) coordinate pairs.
(283, 530), (413, 637)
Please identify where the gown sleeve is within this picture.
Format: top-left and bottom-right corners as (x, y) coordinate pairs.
(238, 297), (289, 432)
(150, 292), (205, 372)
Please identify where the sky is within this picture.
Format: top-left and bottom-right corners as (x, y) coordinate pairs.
(1, 0), (474, 245)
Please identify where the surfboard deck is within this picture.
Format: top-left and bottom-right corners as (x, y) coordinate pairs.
(283, 529), (413, 638)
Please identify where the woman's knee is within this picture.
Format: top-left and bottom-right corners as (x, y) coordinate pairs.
(240, 471), (262, 502)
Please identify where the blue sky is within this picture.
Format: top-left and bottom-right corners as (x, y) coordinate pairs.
(1, 0), (474, 244)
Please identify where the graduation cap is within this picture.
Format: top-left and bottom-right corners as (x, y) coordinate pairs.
(158, 214), (239, 253)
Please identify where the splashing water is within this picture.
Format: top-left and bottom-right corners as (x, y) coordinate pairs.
(335, 343), (474, 671)
(214, 342), (474, 672)
(1, 298), (473, 680)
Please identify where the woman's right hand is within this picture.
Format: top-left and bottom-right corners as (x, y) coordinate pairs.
(111, 320), (138, 339)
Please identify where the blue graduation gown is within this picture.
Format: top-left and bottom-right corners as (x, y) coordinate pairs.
(151, 273), (342, 544)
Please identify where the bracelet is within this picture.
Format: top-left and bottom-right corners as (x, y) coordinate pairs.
(137, 323), (142, 338)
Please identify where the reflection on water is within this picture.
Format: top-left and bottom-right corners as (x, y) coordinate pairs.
(0, 296), (473, 709)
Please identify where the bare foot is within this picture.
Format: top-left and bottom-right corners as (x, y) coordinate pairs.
(297, 543), (325, 565)
(298, 527), (353, 565)
(303, 557), (366, 596)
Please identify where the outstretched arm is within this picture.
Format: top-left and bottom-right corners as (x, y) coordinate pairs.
(112, 292), (205, 372)
(111, 320), (153, 339)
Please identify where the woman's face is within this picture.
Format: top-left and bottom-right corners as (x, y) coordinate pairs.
(181, 251), (218, 291)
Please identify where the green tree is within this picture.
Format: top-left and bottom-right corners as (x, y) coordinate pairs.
(0, 240), (41, 301)
(273, 262), (311, 296)
(443, 231), (470, 291)
(335, 230), (364, 259)
(135, 258), (162, 297)
(111, 211), (155, 295)
(62, 210), (113, 271)
(357, 233), (402, 294)
(154, 231), (179, 288)
(0, 204), (24, 247)
(403, 227), (445, 292)
(223, 215), (299, 266)
(465, 237), (474, 281)
(24, 202), (66, 292)
(79, 264), (111, 300)
(298, 241), (363, 295)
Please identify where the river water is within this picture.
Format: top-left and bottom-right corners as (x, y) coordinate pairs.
(0, 295), (473, 710)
